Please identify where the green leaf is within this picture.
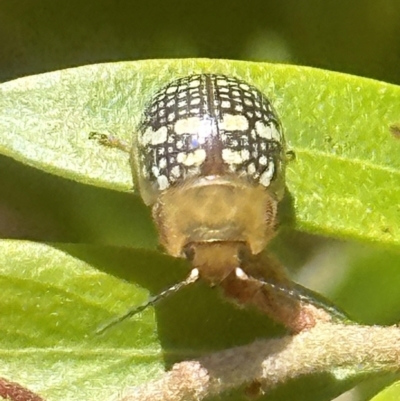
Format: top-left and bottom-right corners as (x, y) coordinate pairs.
(1, 60), (400, 400)
(0, 240), (163, 400)
(1, 60), (400, 247)
(0, 239), (382, 401)
(369, 380), (400, 401)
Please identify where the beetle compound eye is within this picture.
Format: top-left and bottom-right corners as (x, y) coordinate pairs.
(131, 74), (285, 264)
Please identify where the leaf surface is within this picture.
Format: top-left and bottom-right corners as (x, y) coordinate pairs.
(1, 60), (400, 246)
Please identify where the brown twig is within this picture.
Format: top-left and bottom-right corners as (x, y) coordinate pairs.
(0, 377), (45, 401)
(110, 322), (400, 401)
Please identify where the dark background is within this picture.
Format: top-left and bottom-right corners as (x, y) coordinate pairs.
(1, 0), (400, 84)
(1, 3), (400, 400)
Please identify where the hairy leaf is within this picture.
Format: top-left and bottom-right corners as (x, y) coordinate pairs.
(1, 60), (399, 246)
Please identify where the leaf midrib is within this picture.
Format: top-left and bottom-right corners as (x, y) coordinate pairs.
(294, 147), (400, 176)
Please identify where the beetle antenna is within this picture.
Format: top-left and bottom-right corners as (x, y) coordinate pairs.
(96, 268), (200, 335)
(234, 268), (349, 321)
(271, 280), (349, 320)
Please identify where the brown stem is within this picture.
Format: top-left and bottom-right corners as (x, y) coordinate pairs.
(0, 377), (45, 401)
(110, 322), (400, 401)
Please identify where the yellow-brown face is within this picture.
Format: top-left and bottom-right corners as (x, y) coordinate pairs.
(133, 74), (285, 207)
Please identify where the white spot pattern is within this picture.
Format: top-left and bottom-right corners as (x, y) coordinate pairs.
(219, 114), (249, 131)
(259, 163), (275, 187)
(141, 126), (168, 146)
(255, 121), (272, 139)
(177, 149), (206, 166)
(157, 175), (169, 190)
(138, 73), (283, 194)
(222, 149), (243, 164)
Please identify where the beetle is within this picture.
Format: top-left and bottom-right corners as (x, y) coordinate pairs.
(133, 74), (285, 275)
(94, 74), (347, 334)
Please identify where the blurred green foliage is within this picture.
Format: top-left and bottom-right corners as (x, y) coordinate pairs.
(1, 2), (400, 401)
(0, 0), (400, 84)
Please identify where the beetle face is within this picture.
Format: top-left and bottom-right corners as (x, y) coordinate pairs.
(133, 74), (284, 206)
